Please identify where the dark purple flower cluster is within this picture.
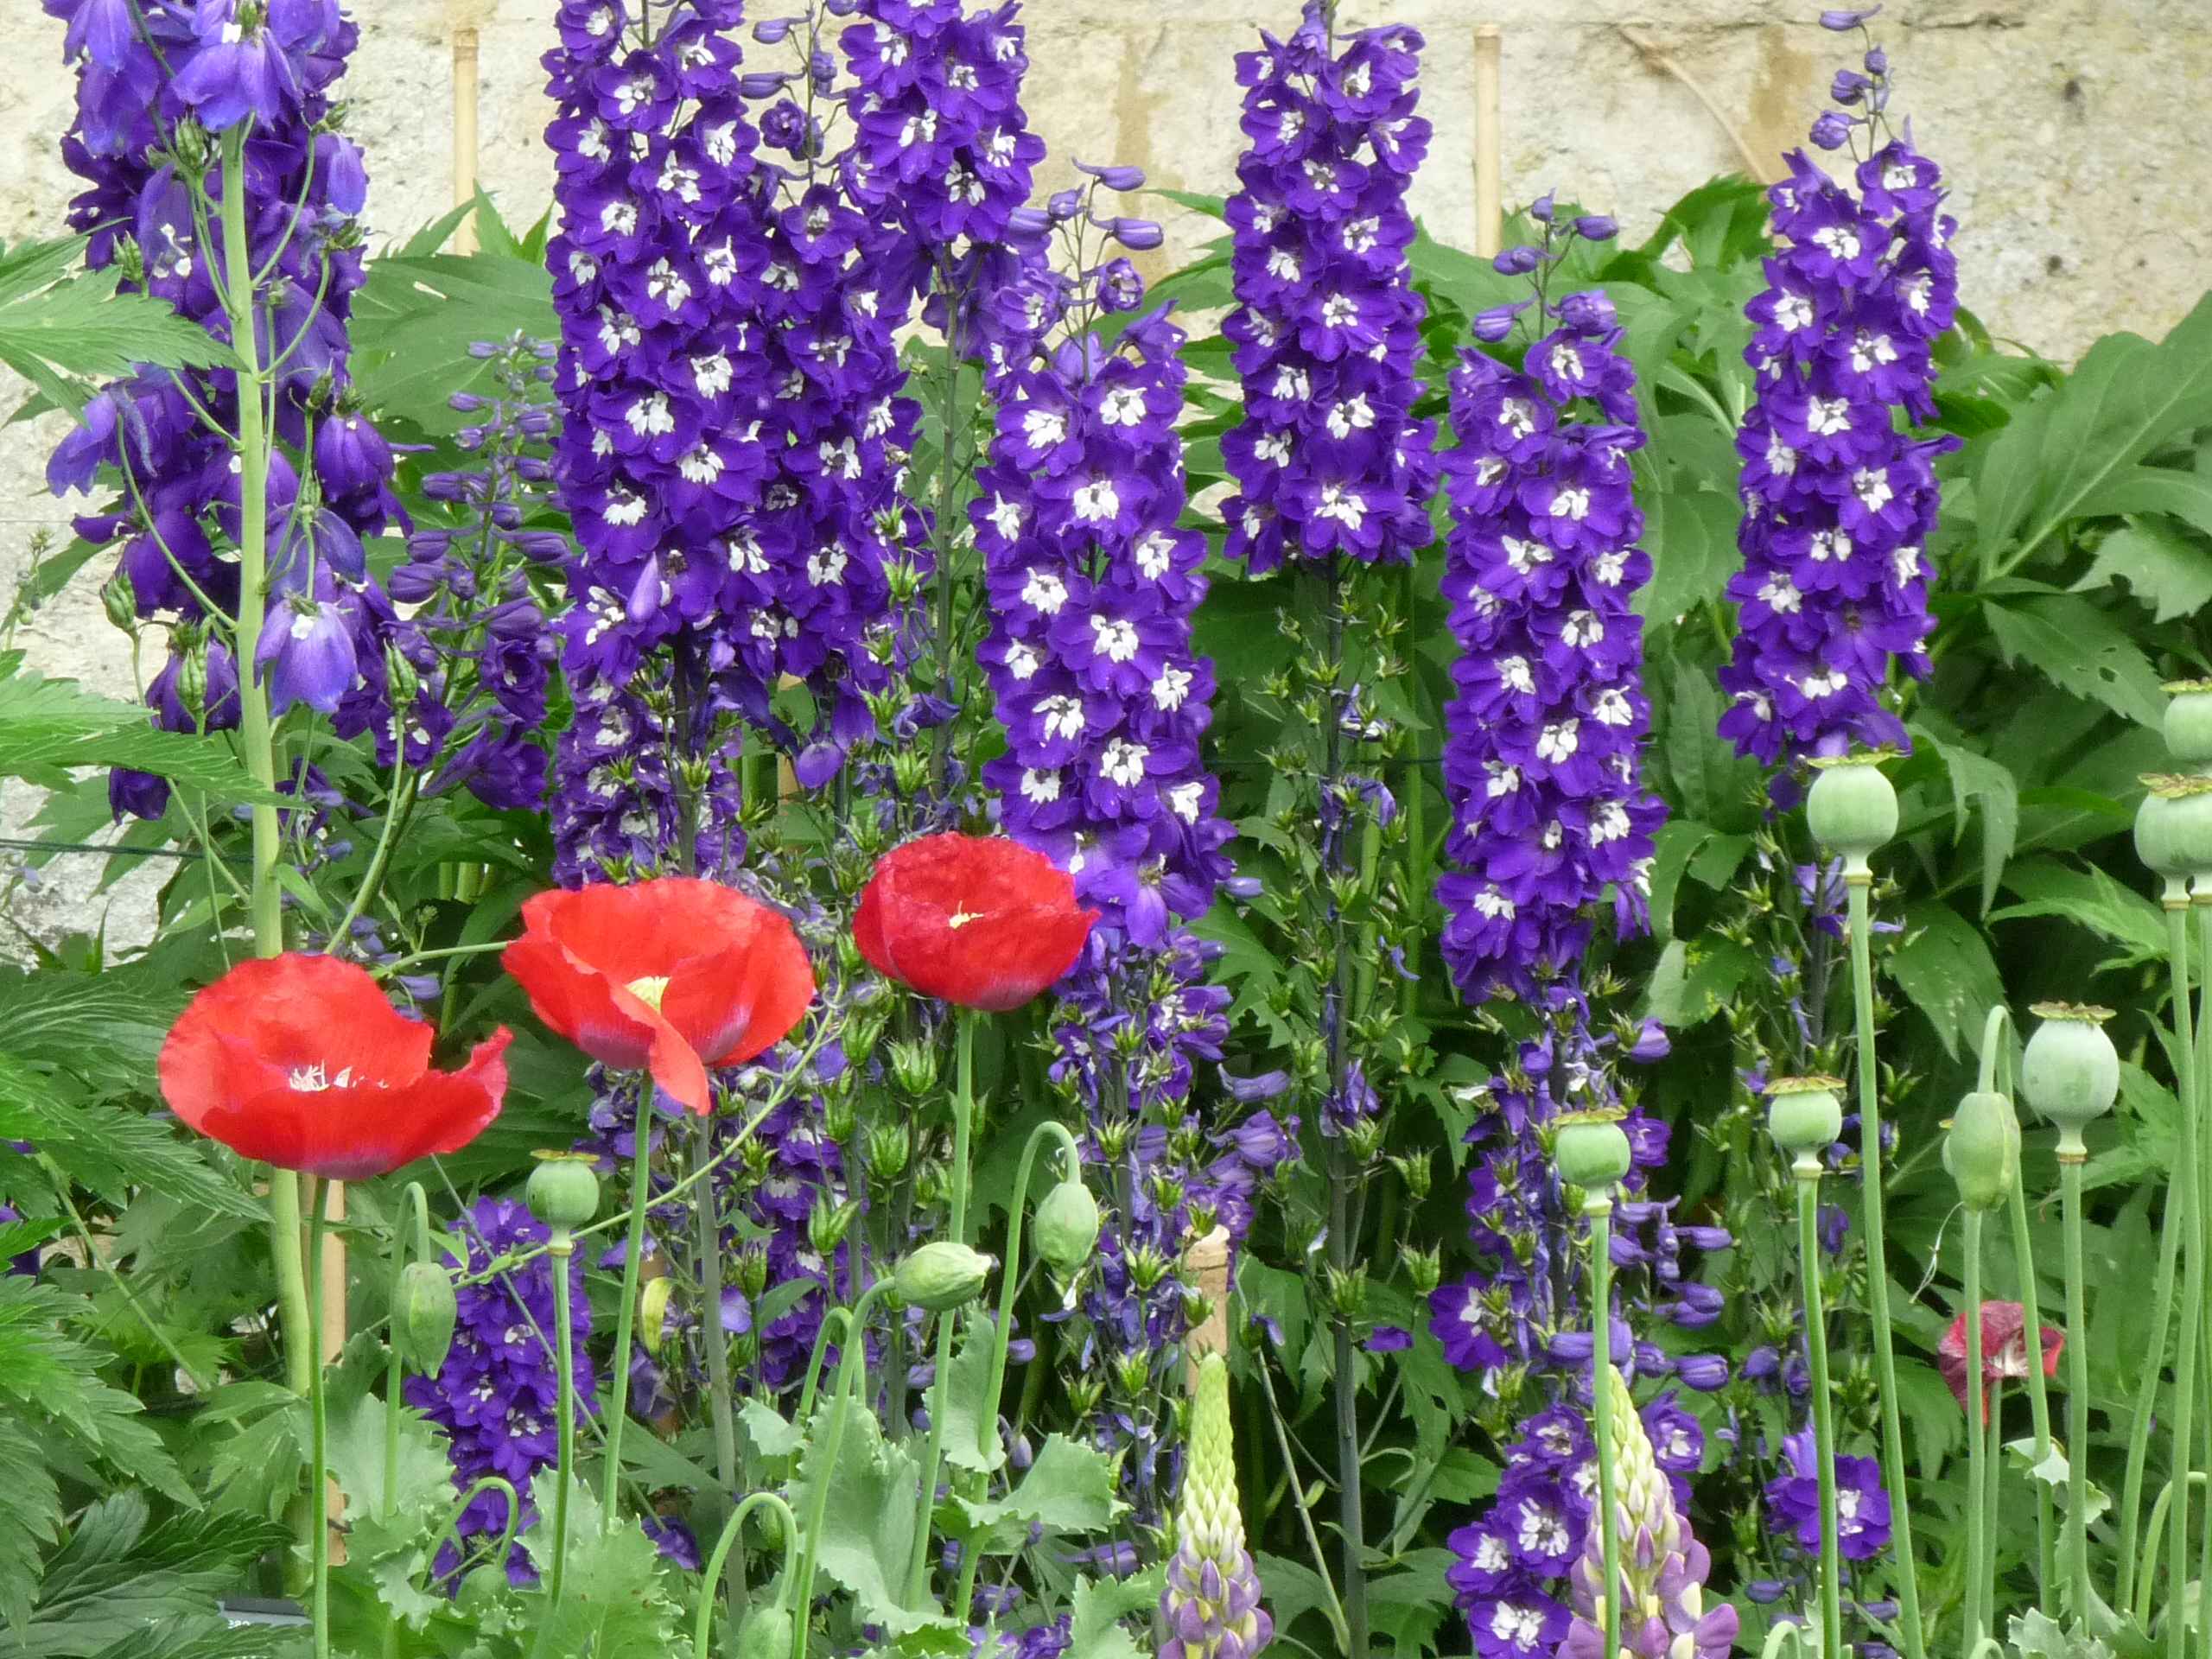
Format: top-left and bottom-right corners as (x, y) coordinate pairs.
(1437, 266), (1665, 1003)
(839, 0), (1045, 257)
(972, 303), (1233, 944)
(1220, 3), (1437, 575)
(1761, 1425), (1893, 1564)
(406, 1198), (595, 1586)
(386, 339), (565, 813)
(1716, 34), (1959, 776)
(550, 663), (747, 886)
(43, 0), (402, 821)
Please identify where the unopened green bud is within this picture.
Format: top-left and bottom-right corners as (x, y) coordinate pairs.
(1943, 1090), (2020, 1211)
(385, 645), (420, 708)
(887, 1039), (938, 1096)
(809, 1197), (858, 1257)
(639, 1276), (676, 1357)
(1345, 1116), (1384, 1164)
(101, 572), (137, 632)
(1116, 1352), (1153, 1397)
(893, 1242), (991, 1313)
(1325, 1263), (1367, 1320)
(737, 1245), (769, 1300)
(1390, 1151), (1433, 1202)
(176, 643), (209, 720)
(1806, 753), (1898, 872)
(1405, 1244), (1442, 1297)
(891, 747), (930, 798)
(866, 1120), (911, 1182)
(526, 1154), (601, 1230)
(1033, 1179), (1101, 1275)
(1126, 1243), (1170, 1294)
(394, 1260), (458, 1375)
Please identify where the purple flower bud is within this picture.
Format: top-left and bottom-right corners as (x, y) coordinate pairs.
(1864, 45), (1889, 73)
(1004, 206), (1052, 238)
(1471, 301), (1528, 342)
(1675, 1354), (1730, 1391)
(752, 15), (798, 42)
(1047, 188), (1084, 222)
(1107, 216), (1164, 251)
(738, 72), (790, 98)
(1492, 244), (1542, 275)
(1529, 191), (1556, 222)
(1809, 110), (1854, 149)
(1076, 159), (1147, 191)
(1832, 68), (1870, 104)
(1819, 5), (1882, 28)
(1571, 214), (1618, 242)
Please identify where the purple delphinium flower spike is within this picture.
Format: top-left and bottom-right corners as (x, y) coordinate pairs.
(1764, 1424), (1893, 1562)
(1717, 33), (1960, 785)
(406, 1198), (596, 1586)
(45, 0), (403, 820)
(1221, 3), (1438, 575)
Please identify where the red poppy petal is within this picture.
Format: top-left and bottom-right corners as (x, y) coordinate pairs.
(645, 1019), (711, 1116)
(664, 906), (817, 1069)
(524, 880), (755, 984)
(502, 934), (658, 1071)
(853, 872), (895, 983)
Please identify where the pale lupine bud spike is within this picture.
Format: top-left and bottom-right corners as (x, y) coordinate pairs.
(1160, 1355), (1273, 1659)
(1560, 1370), (1739, 1659)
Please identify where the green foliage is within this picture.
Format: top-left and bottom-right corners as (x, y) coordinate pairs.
(0, 237), (237, 422)
(0, 654), (275, 799)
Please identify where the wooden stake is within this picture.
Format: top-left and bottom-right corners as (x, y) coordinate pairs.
(452, 26), (481, 254)
(1184, 1226), (1232, 1384)
(1472, 24), (1503, 257)
(318, 1180), (346, 1363)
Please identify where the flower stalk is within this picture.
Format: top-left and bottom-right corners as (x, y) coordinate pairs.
(907, 1009), (978, 1601)
(601, 1081), (656, 1525)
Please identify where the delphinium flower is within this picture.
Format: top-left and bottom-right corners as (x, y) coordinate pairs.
(1559, 1369), (1739, 1659)
(43, 0), (404, 821)
(1159, 1353), (1273, 1659)
(1435, 225), (1665, 1004)
(385, 337), (566, 813)
(1220, 2), (1437, 578)
(1763, 1424), (1892, 1564)
(1716, 20), (1960, 781)
(541, 0), (772, 879)
(406, 1197), (595, 1585)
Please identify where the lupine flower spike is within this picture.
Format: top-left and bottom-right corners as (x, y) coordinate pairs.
(1160, 1354), (1273, 1659)
(1561, 1368), (1738, 1659)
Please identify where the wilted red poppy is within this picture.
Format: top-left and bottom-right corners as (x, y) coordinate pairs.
(854, 833), (1099, 1012)
(501, 878), (815, 1115)
(1939, 1300), (2063, 1424)
(160, 955), (510, 1179)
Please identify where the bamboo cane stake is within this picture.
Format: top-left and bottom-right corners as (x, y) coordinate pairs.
(1184, 1226), (1232, 1385)
(1472, 25), (1503, 257)
(453, 26), (482, 254)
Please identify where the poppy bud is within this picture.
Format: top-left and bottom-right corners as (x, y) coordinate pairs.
(527, 1154), (601, 1231)
(1943, 1090), (2019, 1211)
(1806, 754), (1897, 870)
(394, 1260), (458, 1375)
(639, 1276), (676, 1357)
(1553, 1109), (1633, 1191)
(2021, 1004), (2120, 1155)
(1766, 1077), (1845, 1159)
(893, 1242), (992, 1312)
(1033, 1179), (1101, 1274)
(2163, 679), (2212, 767)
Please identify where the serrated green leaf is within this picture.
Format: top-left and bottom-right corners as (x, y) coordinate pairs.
(1981, 594), (2165, 729)
(938, 1325), (1008, 1477)
(0, 1280), (193, 1509)
(0, 662), (271, 798)
(323, 1393), (454, 1523)
(1890, 900), (2005, 1061)
(1991, 860), (2167, 969)
(0, 1058), (264, 1223)
(737, 1397), (804, 1459)
(952, 1434), (1122, 1550)
(0, 1417), (63, 1630)
(1063, 1567), (1164, 1659)
(2075, 518), (2212, 623)
(1916, 724), (2019, 918)
(786, 1403), (946, 1637)
(524, 1472), (681, 1655)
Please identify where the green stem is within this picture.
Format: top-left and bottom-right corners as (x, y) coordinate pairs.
(2061, 1152), (2094, 1618)
(1961, 1207), (1988, 1652)
(695, 1113), (741, 1498)
(1588, 1201), (1622, 1659)
(2135, 1473), (2211, 1623)
(601, 1078), (657, 1525)
(306, 1182), (333, 1659)
(423, 1476), (520, 1586)
(1796, 1162), (1843, 1659)
(2007, 1157), (2059, 1605)
(1986, 1374), (2005, 1643)
(796, 1281), (893, 1659)
(219, 124), (314, 1424)
(1845, 873), (1927, 1659)
(544, 1230), (579, 1625)
(906, 1011), (976, 1603)
(384, 1183), (433, 1518)
(696, 1493), (796, 1659)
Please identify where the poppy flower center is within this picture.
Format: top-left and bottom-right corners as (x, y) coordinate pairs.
(946, 910), (982, 930)
(288, 1063), (359, 1092)
(626, 975), (672, 1010)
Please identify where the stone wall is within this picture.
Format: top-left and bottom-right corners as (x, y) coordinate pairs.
(0, 0), (2202, 948)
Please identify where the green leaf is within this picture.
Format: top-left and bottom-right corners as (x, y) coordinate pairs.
(1980, 594), (2166, 728)
(1063, 1567), (1165, 1659)
(1976, 289), (2212, 566)
(1643, 936), (1758, 1030)
(1916, 725), (2019, 918)
(0, 660), (273, 797)
(936, 1325), (1008, 1477)
(2075, 518), (2212, 622)
(1633, 476), (1737, 623)
(0, 1418), (63, 1630)
(952, 1433), (1122, 1549)
(787, 1404), (944, 1637)
(1890, 900), (2006, 1061)
(323, 1393), (454, 1523)
(736, 1398), (804, 1460)
(524, 1474), (681, 1656)
(0, 1058), (264, 1223)
(1992, 858), (2167, 968)
(2071, 465), (2212, 536)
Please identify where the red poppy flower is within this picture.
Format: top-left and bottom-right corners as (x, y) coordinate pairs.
(854, 833), (1100, 1012)
(501, 877), (815, 1115)
(160, 954), (510, 1179)
(1939, 1300), (2063, 1424)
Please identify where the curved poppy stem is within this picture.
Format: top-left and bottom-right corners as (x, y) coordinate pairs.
(601, 1076), (657, 1526)
(696, 1492), (796, 1659)
(906, 1009), (976, 1604)
(385, 1182), (434, 1520)
(305, 1181), (334, 1659)
(423, 1475), (521, 1587)
(2135, 1473), (2211, 1622)
(795, 1281), (894, 1659)
(543, 1225), (578, 1629)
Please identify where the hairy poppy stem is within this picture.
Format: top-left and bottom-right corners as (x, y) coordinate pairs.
(1792, 1156), (1843, 1659)
(907, 1010), (977, 1603)
(543, 1227), (578, 1629)
(2060, 1151), (2094, 1617)
(696, 1492), (796, 1659)
(305, 1181), (334, 1659)
(2007, 1146), (2059, 1603)
(1586, 1197), (1622, 1659)
(796, 1281), (894, 1659)
(1961, 1207), (1988, 1649)
(601, 1077), (656, 1525)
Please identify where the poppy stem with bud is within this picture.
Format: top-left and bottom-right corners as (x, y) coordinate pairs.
(908, 1009), (979, 1603)
(305, 1180), (335, 1659)
(1770, 1078), (1846, 1659)
(795, 1280), (895, 1659)
(385, 1182), (437, 1519)
(1961, 1204), (1990, 1645)
(696, 1492), (797, 1659)
(601, 1077), (657, 1526)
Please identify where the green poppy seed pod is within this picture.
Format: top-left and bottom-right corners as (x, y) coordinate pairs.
(2021, 1004), (2120, 1154)
(393, 1260), (458, 1375)
(1806, 756), (1898, 871)
(893, 1241), (992, 1313)
(526, 1155), (601, 1231)
(1032, 1179), (1102, 1275)
(1943, 1090), (2021, 1211)
(2162, 680), (2212, 767)
(2136, 784), (2195, 884)
(887, 1038), (938, 1097)
(1553, 1111), (1633, 1191)
(2148, 774), (2212, 875)
(733, 1605), (794, 1659)
(1766, 1077), (1846, 1159)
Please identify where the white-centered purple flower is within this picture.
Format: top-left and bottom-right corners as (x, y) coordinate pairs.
(1717, 32), (1959, 781)
(1221, 3), (1436, 575)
